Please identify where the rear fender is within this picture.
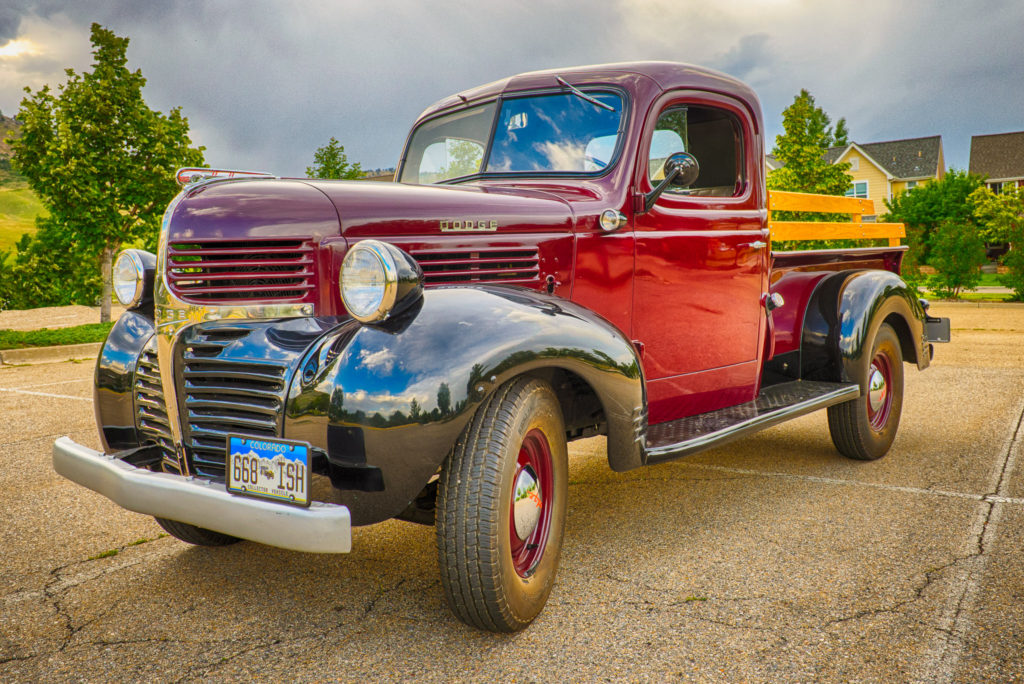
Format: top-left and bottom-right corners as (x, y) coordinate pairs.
(285, 286), (645, 525)
(800, 270), (928, 383)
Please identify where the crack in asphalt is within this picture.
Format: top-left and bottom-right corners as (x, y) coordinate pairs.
(918, 395), (1024, 683)
(169, 576), (414, 683)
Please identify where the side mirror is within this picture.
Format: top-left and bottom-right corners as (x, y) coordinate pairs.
(664, 152), (699, 188)
(642, 152), (700, 212)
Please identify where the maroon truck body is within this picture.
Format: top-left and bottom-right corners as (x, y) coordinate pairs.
(55, 62), (948, 632)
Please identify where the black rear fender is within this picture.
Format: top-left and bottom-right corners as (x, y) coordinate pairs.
(798, 270), (928, 384)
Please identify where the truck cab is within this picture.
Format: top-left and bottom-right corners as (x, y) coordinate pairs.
(54, 62), (949, 632)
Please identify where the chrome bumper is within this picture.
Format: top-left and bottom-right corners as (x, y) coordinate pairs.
(52, 437), (352, 553)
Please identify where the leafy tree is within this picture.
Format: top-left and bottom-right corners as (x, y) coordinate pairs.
(972, 185), (1024, 299)
(927, 219), (986, 299)
(970, 184), (1024, 244)
(306, 137), (363, 179)
(7, 24), (204, 320)
(767, 89), (851, 197)
(767, 90), (853, 251)
(882, 169), (983, 264)
(437, 382), (451, 417)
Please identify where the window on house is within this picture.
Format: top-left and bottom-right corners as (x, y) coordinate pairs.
(845, 180), (868, 199)
(849, 157), (859, 171)
(989, 182), (1004, 194)
(906, 181), (918, 190)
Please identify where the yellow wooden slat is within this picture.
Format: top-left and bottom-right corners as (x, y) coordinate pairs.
(768, 190), (874, 216)
(770, 221), (905, 242)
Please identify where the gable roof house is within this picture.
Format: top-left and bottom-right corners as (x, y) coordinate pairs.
(969, 131), (1024, 193)
(824, 136), (945, 215)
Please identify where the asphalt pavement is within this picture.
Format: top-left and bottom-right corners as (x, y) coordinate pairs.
(1, 301), (1022, 682)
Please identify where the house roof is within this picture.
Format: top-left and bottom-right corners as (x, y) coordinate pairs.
(826, 135), (943, 179)
(969, 131), (1024, 180)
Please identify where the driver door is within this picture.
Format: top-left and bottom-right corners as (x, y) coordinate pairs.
(632, 95), (768, 424)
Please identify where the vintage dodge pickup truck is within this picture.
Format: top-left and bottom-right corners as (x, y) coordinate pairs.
(54, 62), (949, 632)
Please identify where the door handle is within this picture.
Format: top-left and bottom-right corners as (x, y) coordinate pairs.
(746, 240), (767, 250)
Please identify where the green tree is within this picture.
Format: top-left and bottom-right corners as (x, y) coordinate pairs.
(767, 89), (851, 197)
(7, 24), (204, 320)
(971, 184), (1024, 299)
(970, 184), (1024, 244)
(927, 219), (987, 299)
(437, 382), (451, 417)
(306, 137), (363, 179)
(767, 90), (853, 251)
(882, 169), (984, 264)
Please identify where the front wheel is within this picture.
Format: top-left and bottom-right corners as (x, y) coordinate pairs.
(827, 322), (905, 460)
(155, 517), (241, 547)
(436, 377), (568, 632)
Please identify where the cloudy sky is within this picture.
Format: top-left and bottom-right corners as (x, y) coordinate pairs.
(1, 1), (1021, 176)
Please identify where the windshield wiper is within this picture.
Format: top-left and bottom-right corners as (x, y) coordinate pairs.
(556, 76), (615, 112)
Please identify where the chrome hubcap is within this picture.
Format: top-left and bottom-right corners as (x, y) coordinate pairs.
(513, 465), (543, 541)
(868, 367), (887, 413)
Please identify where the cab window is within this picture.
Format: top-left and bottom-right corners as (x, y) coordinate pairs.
(648, 106), (744, 197)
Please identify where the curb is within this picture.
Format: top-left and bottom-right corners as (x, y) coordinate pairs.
(0, 342), (102, 366)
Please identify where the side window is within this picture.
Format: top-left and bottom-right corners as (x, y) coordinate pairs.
(419, 138), (484, 184)
(648, 105), (744, 197)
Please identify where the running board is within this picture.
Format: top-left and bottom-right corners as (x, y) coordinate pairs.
(644, 380), (860, 464)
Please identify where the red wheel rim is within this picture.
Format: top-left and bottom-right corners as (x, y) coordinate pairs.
(866, 351), (893, 431)
(509, 428), (553, 578)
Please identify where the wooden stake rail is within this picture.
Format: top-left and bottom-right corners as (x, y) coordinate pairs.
(767, 190), (905, 247)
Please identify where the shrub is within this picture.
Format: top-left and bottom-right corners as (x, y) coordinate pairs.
(927, 219), (987, 299)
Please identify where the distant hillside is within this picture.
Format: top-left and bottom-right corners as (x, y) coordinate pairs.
(0, 113), (19, 161)
(0, 115), (45, 251)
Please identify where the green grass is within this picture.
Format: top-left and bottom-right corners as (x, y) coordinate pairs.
(0, 322), (113, 350)
(0, 181), (45, 251)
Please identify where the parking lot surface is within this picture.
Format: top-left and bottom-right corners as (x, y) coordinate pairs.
(1, 301), (1022, 682)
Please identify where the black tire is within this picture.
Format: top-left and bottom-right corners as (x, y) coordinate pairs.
(155, 517), (241, 547)
(828, 322), (904, 460)
(436, 377), (568, 632)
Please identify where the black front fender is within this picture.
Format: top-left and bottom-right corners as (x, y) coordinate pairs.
(284, 286), (644, 525)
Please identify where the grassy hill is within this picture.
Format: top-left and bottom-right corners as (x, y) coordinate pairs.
(0, 115), (44, 252)
(0, 180), (45, 251)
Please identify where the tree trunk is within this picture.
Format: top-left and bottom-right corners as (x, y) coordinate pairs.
(100, 245), (114, 323)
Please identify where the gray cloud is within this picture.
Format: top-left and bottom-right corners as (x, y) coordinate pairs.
(0, 1), (1022, 174)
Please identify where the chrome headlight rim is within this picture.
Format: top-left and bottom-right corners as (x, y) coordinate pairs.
(339, 240), (423, 324)
(113, 249), (146, 308)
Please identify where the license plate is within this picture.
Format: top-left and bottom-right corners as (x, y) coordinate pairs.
(226, 435), (311, 507)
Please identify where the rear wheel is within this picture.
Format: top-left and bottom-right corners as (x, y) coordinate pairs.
(828, 322), (904, 460)
(155, 517), (241, 547)
(436, 378), (568, 632)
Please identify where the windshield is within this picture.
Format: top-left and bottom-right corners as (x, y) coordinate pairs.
(399, 90), (625, 184)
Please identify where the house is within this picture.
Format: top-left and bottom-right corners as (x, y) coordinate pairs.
(969, 131), (1024, 193)
(824, 136), (945, 215)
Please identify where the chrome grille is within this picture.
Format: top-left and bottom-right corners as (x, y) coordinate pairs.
(167, 238), (316, 304)
(134, 337), (178, 474)
(181, 326), (288, 478)
(411, 247), (540, 286)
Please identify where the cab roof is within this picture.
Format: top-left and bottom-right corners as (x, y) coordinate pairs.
(414, 61), (761, 126)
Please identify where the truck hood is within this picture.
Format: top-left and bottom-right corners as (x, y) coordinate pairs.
(306, 179), (575, 238)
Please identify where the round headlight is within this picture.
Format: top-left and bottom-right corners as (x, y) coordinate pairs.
(340, 240), (423, 324)
(113, 250), (146, 307)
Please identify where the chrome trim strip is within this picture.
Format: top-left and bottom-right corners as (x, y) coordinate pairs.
(53, 437), (352, 554)
(154, 192), (315, 472)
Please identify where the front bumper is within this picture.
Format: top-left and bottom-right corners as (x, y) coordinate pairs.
(53, 437), (352, 553)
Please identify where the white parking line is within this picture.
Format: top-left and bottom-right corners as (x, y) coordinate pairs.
(0, 387), (92, 402)
(5, 379), (91, 390)
(918, 395), (1024, 682)
(678, 461), (1024, 506)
